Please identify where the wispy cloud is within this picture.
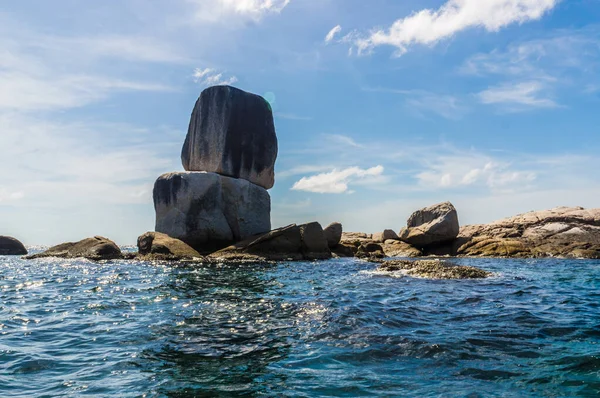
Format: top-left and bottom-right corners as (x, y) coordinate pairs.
(187, 0), (291, 23)
(364, 87), (467, 119)
(275, 112), (312, 121)
(324, 134), (364, 148)
(478, 81), (558, 109)
(324, 25), (342, 44)
(193, 68), (238, 86)
(352, 0), (558, 56)
(292, 166), (384, 194)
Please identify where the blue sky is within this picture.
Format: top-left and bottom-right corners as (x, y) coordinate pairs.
(1, 0), (600, 245)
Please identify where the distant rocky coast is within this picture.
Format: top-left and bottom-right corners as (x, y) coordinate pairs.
(3, 85), (599, 275)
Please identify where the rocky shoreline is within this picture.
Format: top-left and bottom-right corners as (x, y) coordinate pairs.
(2, 85), (599, 278)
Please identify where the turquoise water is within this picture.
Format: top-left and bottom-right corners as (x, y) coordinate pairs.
(1, 255), (599, 397)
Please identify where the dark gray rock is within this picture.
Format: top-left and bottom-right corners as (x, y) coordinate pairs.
(154, 171), (271, 254)
(299, 222), (331, 260)
(323, 222), (342, 248)
(182, 85), (278, 189)
(0, 236), (27, 255)
(399, 202), (459, 248)
(25, 236), (122, 261)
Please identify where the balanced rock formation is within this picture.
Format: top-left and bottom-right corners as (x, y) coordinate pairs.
(456, 206), (600, 258)
(181, 85), (278, 190)
(137, 231), (202, 260)
(399, 202), (459, 248)
(25, 236), (122, 261)
(154, 172), (271, 253)
(0, 236), (27, 255)
(210, 223), (332, 262)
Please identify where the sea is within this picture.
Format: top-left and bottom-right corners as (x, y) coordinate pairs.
(1, 252), (599, 397)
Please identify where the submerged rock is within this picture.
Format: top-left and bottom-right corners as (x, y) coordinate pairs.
(377, 259), (491, 279)
(181, 85), (278, 189)
(399, 202), (459, 248)
(25, 236), (122, 261)
(154, 171), (271, 253)
(0, 236), (27, 255)
(137, 232), (202, 261)
(210, 222), (331, 262)
(323, 222), (343, 248)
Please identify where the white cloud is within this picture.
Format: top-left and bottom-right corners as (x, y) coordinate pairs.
(478, 81), (558, 108)
(325, 134), (363, 148)
(353, 0), (558, 56)
(193, 68), (238, 86)
(291, 166), (384, 194)
(325, 25), (342, 43)
(188, 0), (290, 22)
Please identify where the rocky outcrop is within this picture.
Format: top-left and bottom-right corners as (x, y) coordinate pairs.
(399, 202), (459, 248)
(372, 229), (399, 242)
(0, 236), (27, 255)
(323, 222), (342, 248)
(382, 240), (422, 257)
(154, 172), (271, 253)
(376, 259), (491, 279)
(137, 232), (202, 260)
(25, 236), (122, 261)
(181, 86), (278, 190)
(456, 207), (600, 258)
(210, 223), (332, 262)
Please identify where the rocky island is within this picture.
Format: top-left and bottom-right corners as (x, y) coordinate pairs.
(10, 85), (600, 277)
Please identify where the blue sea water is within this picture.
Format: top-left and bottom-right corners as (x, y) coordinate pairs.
(1, 254), (599, 397)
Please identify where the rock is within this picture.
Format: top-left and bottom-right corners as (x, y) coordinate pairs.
(356, 242), (385, 259)
(181, 85), (278, 190)
(154, 171), (271, 253)
(372, 229), (399, 242)
(0, 236), (27, 255)
(323, 222), (342, 248)
(381, 240), (422, 257)
(25, 236), (122, 261)
(457, 207), (600, 258)
(399, 202), (459, 248)
(331, 243), (356, 258)
(210, 222), (332, 262)
(299, 222), (331, 260)
(377, 259), (491, 279)
(137, 232), (202, 260)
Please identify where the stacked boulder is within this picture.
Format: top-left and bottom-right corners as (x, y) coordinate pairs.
(153, 86), (276, 253)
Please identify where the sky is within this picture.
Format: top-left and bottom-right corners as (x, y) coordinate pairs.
(1, 0), (600, 245)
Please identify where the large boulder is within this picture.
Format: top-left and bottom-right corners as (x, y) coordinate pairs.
(399, 202), (459, 248)
(210, 222), (332, 261)
(0, 236), (27, 255)
(154, 172), (271, 253)
(457, 206), (600, 258)
(181, 86), (278, 190)
(323, 222), (342, 248)
(25, 236), (122, 261)
(137, 232), (202, 260)
(372, 229), (399, 242)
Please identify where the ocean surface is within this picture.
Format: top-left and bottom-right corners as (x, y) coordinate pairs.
(1, 253), (599, 397)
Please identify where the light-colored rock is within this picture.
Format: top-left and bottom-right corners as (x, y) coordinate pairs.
(323, 222), (342, 248)
(0, 236), (27, 255)
(372, 229), (399, 242)
(25, 236), (122, 261)
(399, 202), (459, 248)
(154, 171), (271, 253)
(181, 85), (278, 189)
(382, 240), (422, 257)
(209, 222), (332, 261)
(137, 232), (202, 260)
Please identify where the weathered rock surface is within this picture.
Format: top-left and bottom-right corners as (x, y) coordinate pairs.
(399, 202), (459, 248)
(25, 236), (122, 261)
(382, 240), (422, 258)
(323, 222), (343, 248)
(372, 229), (399, 242)
(456, 206), (600, 258)
(210, 222), (331, 262)
(377, 259), (491, 279)
(154, 172), (271, 253)
(0, 236), (27, 255)
(137, 232), (202, 260)
(181, 85), (278, 189)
